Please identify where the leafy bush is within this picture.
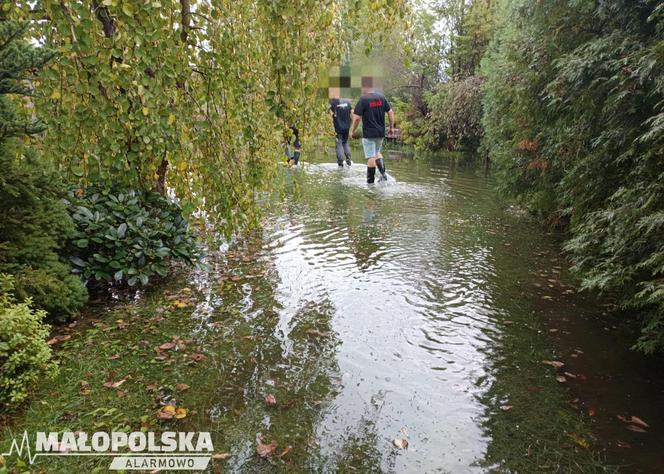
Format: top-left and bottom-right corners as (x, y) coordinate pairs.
(67, 188), (200, 287)
(0, 274), (58, 409)
(0, 19), (87, 321)
(421, 76), (484, 152)
(482, 0), (664, 351)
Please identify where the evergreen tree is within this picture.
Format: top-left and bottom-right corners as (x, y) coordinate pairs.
(0, 16), (87, 320)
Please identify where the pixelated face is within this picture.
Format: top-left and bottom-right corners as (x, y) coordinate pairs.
(320, 64), (384, 99)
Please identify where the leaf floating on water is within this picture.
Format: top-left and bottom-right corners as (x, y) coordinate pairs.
(616, 440), (632, 449)
(626, 424), (647, 433)
(256, 438), (277, 458)
(629, 416), (649, 429)
(542, 360), (565, 368)
(393, 438), (409, 449)
(264, 394), (277, 406)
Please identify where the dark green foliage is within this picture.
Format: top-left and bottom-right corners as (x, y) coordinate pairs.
(67, 188), (200, 287)
(482, 0), (664, 352)
(0, 17), (87, 321)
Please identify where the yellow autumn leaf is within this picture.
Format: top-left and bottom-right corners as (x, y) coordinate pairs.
(142, 107), (149, 116)
(168, 114), (176, 125)
(163, 405), (176, 414)
(175, 408), (188, 419)
(50, 90), (61, 100)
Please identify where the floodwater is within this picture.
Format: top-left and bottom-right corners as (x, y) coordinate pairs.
(188, 149), (663, 472)
(5, 149), (664, 473)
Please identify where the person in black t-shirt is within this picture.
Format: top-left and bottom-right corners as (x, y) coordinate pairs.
(350, 85), (395, 183)
(329, 98), (353, 167)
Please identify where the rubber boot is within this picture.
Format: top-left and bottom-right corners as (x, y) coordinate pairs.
(367, 166), (376, 184)
(376, 158), (387, 180)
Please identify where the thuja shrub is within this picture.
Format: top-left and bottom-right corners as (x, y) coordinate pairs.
(66, 187), (200, 288)
(0, 275), (58, 409)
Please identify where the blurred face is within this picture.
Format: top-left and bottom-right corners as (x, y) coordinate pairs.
(328, 87), (340, 100)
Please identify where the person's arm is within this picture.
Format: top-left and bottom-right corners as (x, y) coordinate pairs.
(351, 113), (361, 138)
(387, 109), (395, 135)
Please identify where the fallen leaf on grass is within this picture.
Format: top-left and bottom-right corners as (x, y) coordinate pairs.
(59, 411), (77, 421)
(393, 438), (408, 449)
(158, 405), (176, 420)
(47, 335), (71, 345)
(563, 372), (577, 379)
(306, 329), (332, 338)
(264, 394), (277, 406)
(117, 390), (128, 398)
(212, 452), (231, 461)
(499, 405), (513, 411)
(175, 408), (188, 419)
(256, 438), (277, 458)
(188, 353), (206, 363)
(156, 342), (176, 352)
(542, 360), (564, 368)
(176, 383), (190, 391)
(279, 446), (292, 457)
(103, 378), (126, 389)
(109, 354), (121, 360)
(79, 381), (92, 396)
(556, 375), (567, 383)
(566, 433), (589, 449)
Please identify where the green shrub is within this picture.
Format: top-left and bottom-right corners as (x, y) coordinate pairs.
(0, 19), (87, 322)
(0, 274), (58, 409)
(66, 187), (200, 287)
(482, 0), (664, 351)
(420, 76), (484, 152)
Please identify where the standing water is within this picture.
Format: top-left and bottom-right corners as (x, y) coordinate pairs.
(4, 150), (664, 473)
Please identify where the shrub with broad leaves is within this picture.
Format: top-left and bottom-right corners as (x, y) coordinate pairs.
(66, 188), (200, 287)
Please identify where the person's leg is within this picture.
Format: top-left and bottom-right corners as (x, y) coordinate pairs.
(374, 139), (386, 179)
(362, 138), (377, 183)
(341, 130), (351, 166)
(335, 132), (344, 167)
(293, 146), (301, 165)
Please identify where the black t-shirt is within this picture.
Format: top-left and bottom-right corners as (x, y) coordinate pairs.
(330, 98), (352, 133)
(353, 92), (391, 138)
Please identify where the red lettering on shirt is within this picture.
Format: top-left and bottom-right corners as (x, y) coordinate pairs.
(369, 100), (383, 108)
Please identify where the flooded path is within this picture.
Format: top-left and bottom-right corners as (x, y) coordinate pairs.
(4, 151), (664, 473)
